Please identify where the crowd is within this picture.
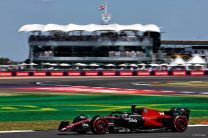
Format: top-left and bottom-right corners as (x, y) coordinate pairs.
(1, 64), (206, 72)
(108, 51), (145, 57)
(0, 65), (25, 71)
(33, 51), (54, 58)
(29, 32), (149, 42)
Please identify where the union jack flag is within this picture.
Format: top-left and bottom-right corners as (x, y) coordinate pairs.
(99, 4), (105, 10)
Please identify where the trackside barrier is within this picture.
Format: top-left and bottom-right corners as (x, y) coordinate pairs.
(102, 71), (116, 76)
(85, 71), (99, 76)
(16, 72), (29, 76)
(50, 72), (64, 76)
(137, 71), (150, 76)
(0, 70), (207, 77)
(33, 72), (47, 76)
(120, 71), (133, 76)
(0, 72), (12, 76)
(190, 70), (205, 76)
(68, 71), (81, 76)
(154, 71), (168, 76)
(172, 70), (187, 76)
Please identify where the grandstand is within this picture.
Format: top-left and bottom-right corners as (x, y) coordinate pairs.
(19, 24), (161, 64)
(161, 40), (208, 61)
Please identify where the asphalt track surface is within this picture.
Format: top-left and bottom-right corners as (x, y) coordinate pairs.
(0, 76), (208, 138)
(0, 127), (207, 138)
(0, 76), (208, 93)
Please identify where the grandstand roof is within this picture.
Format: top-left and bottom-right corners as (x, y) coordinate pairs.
(18, 23), (160, 33)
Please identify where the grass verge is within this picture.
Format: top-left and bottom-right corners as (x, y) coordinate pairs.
(0, 92), (207, 130)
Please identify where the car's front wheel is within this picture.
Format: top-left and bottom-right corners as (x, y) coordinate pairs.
(90, 115), (108, 134)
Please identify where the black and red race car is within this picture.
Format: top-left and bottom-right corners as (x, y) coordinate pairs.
(58, 105), (190, 134)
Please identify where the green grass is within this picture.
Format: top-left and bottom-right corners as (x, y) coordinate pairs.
(0, 93), (207, 122)
(0, 92), (207, 130)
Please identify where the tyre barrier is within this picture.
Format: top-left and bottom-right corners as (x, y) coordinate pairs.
(0, 70), (207, 77)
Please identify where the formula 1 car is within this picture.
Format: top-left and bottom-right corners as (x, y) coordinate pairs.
(58, 105), (190, 134)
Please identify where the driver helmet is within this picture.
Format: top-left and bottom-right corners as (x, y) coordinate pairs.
(122, 113), (129, 118)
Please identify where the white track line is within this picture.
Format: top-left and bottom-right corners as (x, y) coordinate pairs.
(0, 130), (34, 133)
(188, 124), (208, 127)
(202, 92), (208, 95)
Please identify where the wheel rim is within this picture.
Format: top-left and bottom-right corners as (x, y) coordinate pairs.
(94, 119), (107, 134)
(98, 122), (104, 129)
(175, 117), (187, 131)
(178, 120), (185, 129)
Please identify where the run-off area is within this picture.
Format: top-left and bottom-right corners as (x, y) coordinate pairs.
(0, 92), (207, 130)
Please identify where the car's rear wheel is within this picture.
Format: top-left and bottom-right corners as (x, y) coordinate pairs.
(172, 116), (188, 132)
(90, 115), (108, 134)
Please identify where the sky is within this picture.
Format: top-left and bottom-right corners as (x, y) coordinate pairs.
(0, 0), (208, 61)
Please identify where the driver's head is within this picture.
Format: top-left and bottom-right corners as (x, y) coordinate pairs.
(122, 113), (129, 118)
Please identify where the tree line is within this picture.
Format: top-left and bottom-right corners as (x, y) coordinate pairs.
(0, 57), (14, 65)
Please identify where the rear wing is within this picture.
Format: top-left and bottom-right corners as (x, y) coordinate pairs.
(164, 108), (190, 120)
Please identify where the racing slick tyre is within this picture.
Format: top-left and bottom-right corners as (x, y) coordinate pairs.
(90, 115), (108, 134)
(72, 115), (90, 134)
(172, 116), (188, 132)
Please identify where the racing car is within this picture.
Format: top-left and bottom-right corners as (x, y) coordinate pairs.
(58, 105), (190, 134)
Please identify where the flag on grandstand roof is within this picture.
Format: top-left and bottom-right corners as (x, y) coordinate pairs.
(99, 4), (105, 10)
